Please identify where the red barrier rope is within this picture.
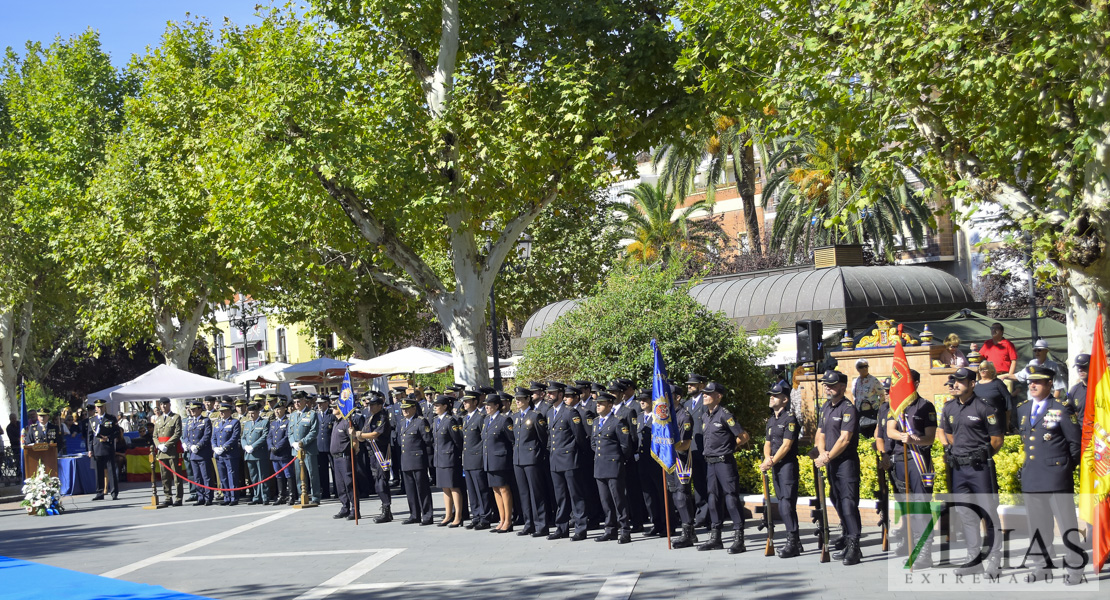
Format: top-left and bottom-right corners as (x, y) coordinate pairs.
(157, 457), (298, 492)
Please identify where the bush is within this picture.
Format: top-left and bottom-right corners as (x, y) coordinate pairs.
(515, 260), (774, 430)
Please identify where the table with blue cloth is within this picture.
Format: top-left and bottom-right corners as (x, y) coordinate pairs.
(58, 454), (96, 496)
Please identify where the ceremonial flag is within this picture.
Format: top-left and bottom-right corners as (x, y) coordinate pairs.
(1079, 308), (1110, 573)
(649, 339), (678, 472)
(337, 369), (355, 418)
(888, 324), (918, 418)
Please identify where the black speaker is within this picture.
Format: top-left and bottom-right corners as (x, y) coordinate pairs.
(795, 319), (823, 364)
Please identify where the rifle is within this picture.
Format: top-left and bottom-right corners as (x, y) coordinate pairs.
(759, 470), (775, 556)
(875, 453), (890, 552)
(807, 447), (831, 563)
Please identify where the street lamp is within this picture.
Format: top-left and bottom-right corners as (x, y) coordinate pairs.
(227, 294), (260, 372)
(485, 233), (533, 391)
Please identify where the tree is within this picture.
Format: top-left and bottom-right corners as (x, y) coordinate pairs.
(653, 114), (765, 255)
(677, 0), (1110, 368)
(0, 32), (128, 420)
(975, 244), (1066, 323)
(64, 20), (243, 368)
(516, 259), (774, 430)
(761, 134), (933, 261)
(614, 182), (724, 265)
(207, 2), (693, 386)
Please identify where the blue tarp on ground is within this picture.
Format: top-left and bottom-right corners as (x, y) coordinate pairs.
(0, 555), (216, 600)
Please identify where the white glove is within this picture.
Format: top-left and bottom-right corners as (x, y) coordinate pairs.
(291, 441), (301, 451)
(157, 444), (167, 452)
(244, 444), (253, 453)
(190, 445), (198, 453)
(215, 447), (224, 455)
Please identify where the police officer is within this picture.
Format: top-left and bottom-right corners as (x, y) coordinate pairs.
(353, 392), (393, 522)
(288, 392), (321, 505)
(886, 369), (937, 568)
(460, 390), (492, 530)
(153, 397), (184, 507)
(24, 409), (60, 445)
(431, 395), (464, 526)
(761, 382), (802, 558)
(1016, 365), (1084, 585)
(940, 367), (1004, 576)
(330, 404), (359, 520)
(667, 384), (699, 548)
(397, 395), (434, 525)
(482, 393), (515, 532)
(575, 380), (598, 416)
(241, 401), (272, 505)
(1066, 354), (1090, 422)
(507, 386), (548, 537)
(634, 391), (666, 537)
(387, 387), (407, 489)
(813, 370), (863, 565)
(316, 395), (335, 499)
(696, 382), (749, 554)
(874, 378), (899, 547)
(183, 400), (214, 506)
(87, 399), (120, 501)
(591, 392), (633, 544)
(211, 401), (242, 506)
(547, 381), (590, 540)
(268, 399), (294, 505)
(683, 373), (711, 527)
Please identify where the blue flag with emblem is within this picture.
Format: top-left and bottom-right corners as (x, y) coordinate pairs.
(650, 339), (678, 473)
(338, 369), (355, 418)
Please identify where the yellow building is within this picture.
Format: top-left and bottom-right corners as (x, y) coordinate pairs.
(210, 299), (339, 380)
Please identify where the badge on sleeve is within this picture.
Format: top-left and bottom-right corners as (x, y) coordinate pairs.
(1070, 413), (1078, 424)
(621, 426), (629, 434)
(948, 415), (955, 424)
(572, 416), (581, 424)
(586, 418), (594, 426)
(425, 426), (431, 433)
(987, 414), (997, 425)
(507, 423), (513, 431)
(842, 413), (853, 423)
(726, 418), (736, 427)
(787, 423), (795, 432)
(926, 412), (937, 424)
(683, 422), (691, 431)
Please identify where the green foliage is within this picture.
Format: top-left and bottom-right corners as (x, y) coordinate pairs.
(24, 381), (67, 416)
(516, 260), (773, 430)
(613, 183), (725, 265)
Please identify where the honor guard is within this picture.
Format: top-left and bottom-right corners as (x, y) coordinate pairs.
(940, 368), (1004, 576)
(634, 392), (666, 537)
(398, 395), (435, 525)
(885, 369), (937, 568)
(353, 392), (393, 522)
(666, 384), (700, 548)
(461, 390), (493, 530)
(761, 382), (802, 557)
(814, 370), (863, 565)
(329, 404), (359, 520)
(184, 400), (214, 505)
(87, 399), (120, 501)
(696, 382), (749, 554)
(289, 392), (321, 504)
(211, 401), (242, 506)
(1017, 365), (1084, 585)
(683, 373), (711, 527)
(591, 393), (633, 544)
(268, 399), (294, 505)
(153, 397), (184, 507)
(513, 386), (551, 538)
(241, 401), (272, 505)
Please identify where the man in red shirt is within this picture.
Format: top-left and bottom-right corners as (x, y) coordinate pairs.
(978, 323), (1018, 378)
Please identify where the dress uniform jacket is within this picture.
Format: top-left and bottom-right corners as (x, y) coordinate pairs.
(184, 416), (213, 460)
(512, 407), (548, 466)
(398, 416), (434, 472)
(1016, 397), (1082, 492)
(358, 411), (391, 468)
(242, 416), (270, 460)
(88, 413), (120, 458)
(268, 416), (292, 461)
(433, 414), (463, 469)
(24, 422), (60, 445)
(548, 404), (589, 472)
(592, 413), (632, 478)
(153, 412), (183, 459)
(461, 410), (487, 471)
(211, 417), (242, 455)
(317, 410), (336, 454)
(482, 412), (514, 472)
(289, 409), (319, 454)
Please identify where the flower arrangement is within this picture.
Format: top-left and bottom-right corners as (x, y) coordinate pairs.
(20, 464), (64, 516)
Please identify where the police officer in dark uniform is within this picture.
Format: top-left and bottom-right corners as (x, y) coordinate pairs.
(397, 395), (434, 525)
(511, 386), (551, 537)
(695, 382), (749, 554)
(1066, 354), (1090, 422)
(940, 367), (1005, 576)
(387, 387), (406, 489)
(1016, 365), (1084, 585)
(316, 395), (335, 500)
(874, 378), (900, 547)
(184, 400), (214, 506)
(461, 389), (492, 529)
(24, 409), (60, 445)
(614, 379), (647, 532)
(482, 393), (515, 532)
(591, 392), (633, 544)
(547, 381), (590, 540)
(886, 369), (937, 567)
(667, 385), (699, 548)
(431, 395), (465, 526)
(761, 382), (802, 558)
(564, 385), (597, 531)
(87, 399), (120, 501)
(211, 401), (242, 506)
(353, 392), (393, 522)
(329, 404), (359, 520)
(268, 399), (294, 505)
(683, 373), (711, 527)
(813, 370), (863, 565)
(634, 391), (666, 537)
(575, 381), (598, 416)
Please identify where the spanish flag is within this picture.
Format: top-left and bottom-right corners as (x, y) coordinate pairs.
(1079, 308), (1110, 573)
(888, 325), (917, 418)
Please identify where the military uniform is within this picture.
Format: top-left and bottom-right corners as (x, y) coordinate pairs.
(24, 419), (60, 445)
(242, 409), (272, 504)
(481, 407), (513, 488)
(87, 403), (120, 500)
(614, 388), (646, 531)
(268, 409), (294, 504)
(1016, 366), (1083, 581)
(153, 402), (184, 506)
(211, 404), (242, 505)
(591, 399), (633, 543)
(398, 406), (435, 524)
(766, 402), (801, 554)
(698, 389), (747, 553)
(1064, 354), (1090, 423)
(513, 401), (551, 536)
(184, 402), (214, 505)
(289, 401), (321, 503)
(359, 402), (393, 521)
(547, 393), (589, 539)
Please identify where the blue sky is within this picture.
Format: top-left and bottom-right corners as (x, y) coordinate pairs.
(1, 1), (265, 65)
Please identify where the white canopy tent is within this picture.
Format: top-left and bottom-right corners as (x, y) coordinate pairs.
(88, 364), (244, 415)
(232, 362), (292, 384)
(349, 346), (454, 377)
(271, 357), (352, 383)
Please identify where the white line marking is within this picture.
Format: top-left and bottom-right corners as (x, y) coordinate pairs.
(595, 573), (639, 600)
(165, 549), (401, 561)
(346, 574), (603, 591)
(16, 511), (275, 543)
(101, 510), (294, 578)
(292, 549), (405, 600)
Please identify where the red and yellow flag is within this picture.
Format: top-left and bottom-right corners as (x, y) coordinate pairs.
(888, 325), (917, 418)
(1079, 308), (1110, 573)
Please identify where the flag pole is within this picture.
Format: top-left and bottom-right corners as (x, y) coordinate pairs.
(903, 440), (913, 573)
(351, 423), (358, 525)
(663, 467), (672, 549)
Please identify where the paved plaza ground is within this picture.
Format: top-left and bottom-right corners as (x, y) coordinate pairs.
(1, 481), (1107, 600)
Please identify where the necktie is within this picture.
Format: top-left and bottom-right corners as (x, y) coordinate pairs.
(599, 416), (606, 431)
(1031, 402), (1044, 424)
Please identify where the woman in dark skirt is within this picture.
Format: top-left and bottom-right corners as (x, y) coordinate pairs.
(432, 395), (465, 527)
(482, 393), (515, 532)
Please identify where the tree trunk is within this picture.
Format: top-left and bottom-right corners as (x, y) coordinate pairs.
(154, 295), (209, 369)
(1064, 260), (1109, 384)
(0, 310), (18, 422)
(435, 292), (490, 389)
(738, 137), (762, 256)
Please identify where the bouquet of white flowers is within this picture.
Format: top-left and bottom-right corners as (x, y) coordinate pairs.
(20, 463), (64, 516)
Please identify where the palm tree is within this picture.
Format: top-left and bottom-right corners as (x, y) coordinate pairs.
(761, 135), (934, 261)
(652, 114), (766, 256)
(614, 183), (724, 265)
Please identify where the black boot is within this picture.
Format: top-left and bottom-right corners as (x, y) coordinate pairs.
(277, 479), (289, 505)
(697, 528), (723, 551)
(727, 529), (746, 554)
(672, 524), (696, 549)
(840, 538), (862, 566)
(777, 533), (802, 558)
(287, 482), (298, 505)
(375, 507), (393, 524)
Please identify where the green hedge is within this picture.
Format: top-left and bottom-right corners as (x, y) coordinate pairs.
(735, 434), (1075, 502)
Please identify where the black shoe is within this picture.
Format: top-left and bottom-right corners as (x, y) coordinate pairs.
(630, 523), (644, 534)
(448, 522), (461, 528)
(402, 518), (420, 525)
(420, 519), (434, 526)
(229, 501), (239, 506)
(437, 521), (450, 527)
(777, 535), (802, 558)
(547, 530), (567, 540)
(91, 494), (104, 501)
(517, 527), (534, 536)
(672, 525), (696, 549)
(204, 499), (213, 506)
(832, 535), (847, 551)
(529, 528), (548, 538)
(727, 530), (746, 554)
(347, 514), (360, 521)
(465, 522), (476, 530)
(571, 532), (587, 541)
(173, 500), (183, 507)
(249, 499), (262, 505)
(596, 531), (617, 542)
(496, 526), (513, 533)
(474, 522), (490, 530)
(698, 529), (724, 551)
(841, 539), (863, 566)
(193, 501), (205, 507)
(334, 511), (350, 519)
(158, 501), (173, 508)
(953, 562), (984, 576)
(375, 510), (393, 524)
(618, 531), (632, 544)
